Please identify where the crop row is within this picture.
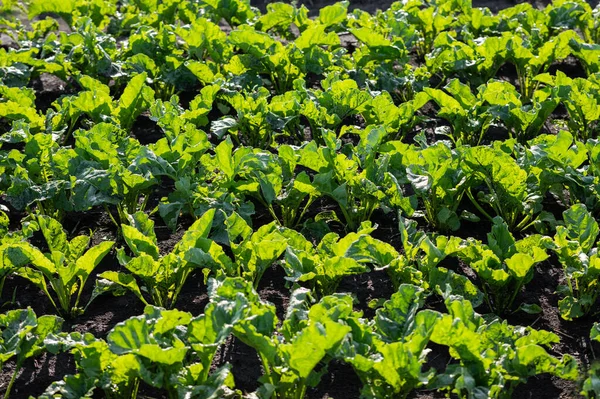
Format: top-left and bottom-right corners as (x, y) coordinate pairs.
(0, 278), (587, 399)
(2, 105), (600, 247)
(4, 0), (600, 145)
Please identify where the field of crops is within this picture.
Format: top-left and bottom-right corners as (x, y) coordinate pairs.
(6, 0), (600, 398)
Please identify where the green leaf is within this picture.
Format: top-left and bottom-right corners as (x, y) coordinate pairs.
(519, 303), (543, 314)
(0, 307), (62, 370)
(96, 271), (149, 305)
(121, 224), (160, 260)
(562, 204), (599, 253)
(107, 316), (151, 354)
(175, 209), (216, 254)
(430, 266), (484, 307)
(375, 284), (424, 341)
(258, 3), (295, 32)
(125, 254), (160, 279)
(558, 296), (585, 320)
(591, 323), (600, 342)
(37, 215), (68, 254)
(116, 72), (155, 130)
(13, 243), (56, 276)
(28, 0), (74, 18)
(37, 374), (96, 399)
(20, 314), (63, 359)
(515, 345), (578, 380)
(505, 253), (535, 279)
(75, 241), (114, 281)
(295, 24), (340, 49)
(215, 138), (235, 181)
(0, 308), (37, 364)
(319, 1), (348, 26)
(128, 211), (157, 243)
(488, 217), (516, 259)
(68, 236), (91, 263)
(280, 319), (350, 379)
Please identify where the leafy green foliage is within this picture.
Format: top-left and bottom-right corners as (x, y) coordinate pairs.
(97, 210), (218, 309)
(429, 297), (578, 398)
(523, 131), (590, 217)
(223, 211), (287, 287)
(213, 277), (353, 399)
(0, 0), (598, 396)
(458, 217), (550, 314)
(481, 80), (559, 143)
(341, 284), (441, 398)
(424, 79), (494, 146)
(388, 215), (483, 306)
(464, 145), (543, 231)
(551, 204), (600, 319)
(392, 141), (467, 231)
(283, 221), (388, 298)
(544, 71), (600, 141)
(7, 216), (114, 318)
(44, 304), (238, 398)
(0, 308), (63, 399)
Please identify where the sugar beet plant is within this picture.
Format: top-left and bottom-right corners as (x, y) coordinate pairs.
(7, 215), (114, 318)
(552, 204), (600, 320)
(95, 210), (219, 309)
(1, 0), (600, 397)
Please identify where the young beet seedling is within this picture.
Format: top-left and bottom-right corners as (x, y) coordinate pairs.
(0, 308), (63, 399)
(458, 217), (550, 315)
(552, 204), (600, 320)
(8, 215), (114, 318)
(95, 209), (220, 309)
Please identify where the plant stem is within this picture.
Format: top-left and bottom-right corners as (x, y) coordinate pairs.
(259, 353), (277, 399)
(170, 269), (190, 310)
(3, 364), (20, 399)
(337, 204), (354, 232)
(466, 188), (494, 222)
(104, 205), (120, 230)
(480, 283), (494, 313)
(140, 193), (151, 212)
(266, 204), (281, 225)
(515, 213), (533, 232)
(296, 383), (307, 399)
(505, 280), (524, 315)
(295, 197), (314, 227)
(62, 116), (79, 146)
(129, 378), (140, 399)
(74, 279), (86, 315)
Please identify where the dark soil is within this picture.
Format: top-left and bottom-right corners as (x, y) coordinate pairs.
(30, 74), (71, 113)
(307, 361), (362, 398)
(131, 112), (164, 145)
